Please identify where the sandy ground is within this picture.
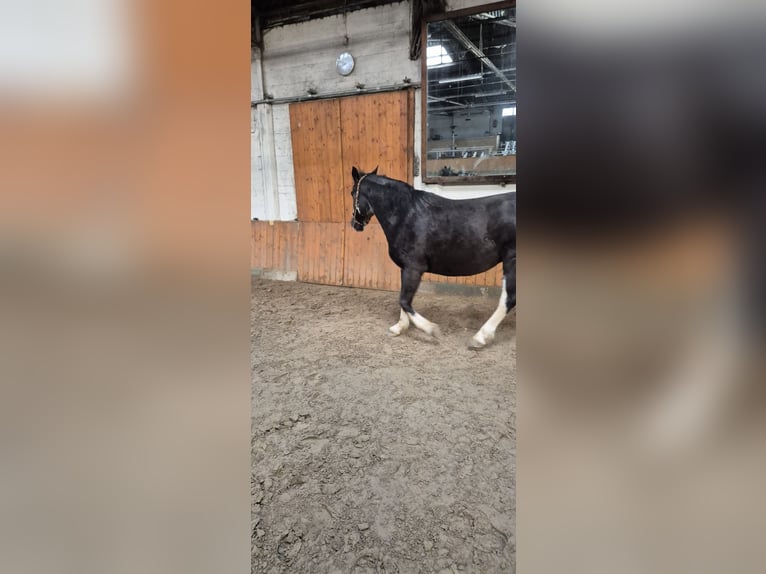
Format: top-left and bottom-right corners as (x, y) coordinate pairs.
(251, 277), (516, 573)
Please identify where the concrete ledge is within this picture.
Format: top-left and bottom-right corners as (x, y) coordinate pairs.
(251, 268), (298, 282)
(419, 281), (502, 299)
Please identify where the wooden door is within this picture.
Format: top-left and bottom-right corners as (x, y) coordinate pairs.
(289, 91), (414, 290)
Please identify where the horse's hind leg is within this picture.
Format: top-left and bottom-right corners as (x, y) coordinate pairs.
(470, 257), (515, 348)
(390, 267), (440, 337)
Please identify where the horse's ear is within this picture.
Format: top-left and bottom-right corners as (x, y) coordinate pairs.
(352, 166), (360, 182)
(372, 165), (379, 175)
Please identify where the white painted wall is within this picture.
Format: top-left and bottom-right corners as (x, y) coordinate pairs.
(261, 3), (417, 99)
(251, 0), (515, 221)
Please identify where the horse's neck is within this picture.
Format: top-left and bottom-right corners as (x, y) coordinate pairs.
(367, 181), (411, 233)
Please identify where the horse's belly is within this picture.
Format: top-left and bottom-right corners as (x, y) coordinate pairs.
(428, 250), (500, 276)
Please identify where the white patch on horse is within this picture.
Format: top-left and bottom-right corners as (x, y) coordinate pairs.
(406, 311), (440, 337)
(389, 309), (410, 336)
(471, 278), (508, 348)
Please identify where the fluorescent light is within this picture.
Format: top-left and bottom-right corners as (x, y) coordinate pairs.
(502, 106), (516, 116)
(438, 73), (482, 84)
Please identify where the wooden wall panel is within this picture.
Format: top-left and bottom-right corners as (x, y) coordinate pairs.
(297, 222), (344, 286)
(289, 99), (345, 222)
(249, 221), (502, 288)
(343, 225), (401, 291)
(251, 221), (299, 272)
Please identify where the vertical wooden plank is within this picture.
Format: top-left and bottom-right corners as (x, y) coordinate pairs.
(299, 224), (307, 281)
(338, 217), (346, 287)
(284, 223), (295, 270)
(253, 222), (262, 269)
(334, 223), (341, 285)
(407, 89), (415, 183)
(261, 224), (269, 268)
(371, 234), (380, 289)
(488, 265), (497, 286)
(250, 221), (299, 273)
(310, 223), (317, 283)
(319, 224), (328, 284)
(325, 225), (332, 285)
(297, 222), (343, 286)
(262, 224), (273, 271)
(362, 234), (370, 288)
(273, 223), (282, 268)
(276, 223), (283, 268)
(253, 223), (259, 269)
(274, 224), (282, 270)
(250, 222), (259, 268)
(298, 222), (310, 283)
(271, 223), (280, 268)
(283, 223), (294, 272)
(350, 229), (362, 288)
(398, 91), (408, 181)
(329, 99), (344, 221)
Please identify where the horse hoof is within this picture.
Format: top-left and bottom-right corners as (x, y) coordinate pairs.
(430, 325), (442, 339)
(469, 335), (487, 349)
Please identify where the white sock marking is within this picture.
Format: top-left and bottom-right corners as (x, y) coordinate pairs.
(472, 278), (508, 347)
(407, 311), (439, 336)
(389, 309), (410, 336)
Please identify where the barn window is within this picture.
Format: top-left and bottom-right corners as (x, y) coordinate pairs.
(422, 1), (516, 185)
(427, 45), (453, 67)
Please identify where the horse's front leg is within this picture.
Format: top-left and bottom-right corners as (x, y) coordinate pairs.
(389, 266), (416, 335)
(390, 267), (440, 338)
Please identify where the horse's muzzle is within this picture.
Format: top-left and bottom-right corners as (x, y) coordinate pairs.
(351, 218), (365, 231)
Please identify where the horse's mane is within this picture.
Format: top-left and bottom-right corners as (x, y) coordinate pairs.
(367, 173), (442, 206)
(367, 174), (413, 193)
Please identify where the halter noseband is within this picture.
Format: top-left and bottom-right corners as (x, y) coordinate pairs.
(353, 173), (370, 220)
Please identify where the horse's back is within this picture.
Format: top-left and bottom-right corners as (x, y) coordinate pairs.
(410, 191), (515, 276)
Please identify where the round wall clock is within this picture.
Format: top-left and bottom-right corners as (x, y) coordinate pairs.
(336, 52), (355, 76)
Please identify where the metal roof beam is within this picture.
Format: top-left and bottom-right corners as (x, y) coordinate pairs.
(428, 95), (468, 107)
(442, 20), (515, 92)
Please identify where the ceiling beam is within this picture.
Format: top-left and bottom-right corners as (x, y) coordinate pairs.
(442, 20), (515, 92)
(428, 95), (467, 107)
(255, 0), (405, 30)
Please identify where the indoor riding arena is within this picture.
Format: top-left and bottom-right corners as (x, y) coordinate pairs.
(251, 1), (516, 572)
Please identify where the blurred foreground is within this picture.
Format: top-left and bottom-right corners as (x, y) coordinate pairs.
(0, 0), (764, 573)
(0, 1), (251, 573)
(519, 2), (766, 573)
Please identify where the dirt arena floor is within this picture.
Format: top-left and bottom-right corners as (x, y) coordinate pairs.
(251, 277), (516, 573)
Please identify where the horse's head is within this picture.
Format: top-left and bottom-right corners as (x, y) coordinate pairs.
(350, 166), (378, 231)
